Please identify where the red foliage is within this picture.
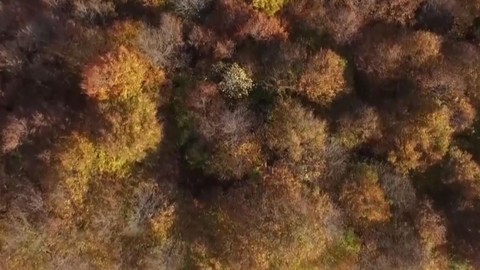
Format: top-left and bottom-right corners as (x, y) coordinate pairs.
(188, 25), (235, 60)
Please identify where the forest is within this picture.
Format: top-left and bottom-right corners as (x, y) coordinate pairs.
(1, 0), (480, 269)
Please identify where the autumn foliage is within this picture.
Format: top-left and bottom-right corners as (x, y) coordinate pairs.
(340, 163), (391, 227)
(81, 46), (149, 101)
(298, 49), (349, 105)
(1, 0), (480, 269)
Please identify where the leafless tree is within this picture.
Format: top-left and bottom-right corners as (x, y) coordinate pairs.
(137, 14), (185, 69)
(170, 0), (212, 18)
(72, 0), (115, 22)
(1, 116), (28, 153)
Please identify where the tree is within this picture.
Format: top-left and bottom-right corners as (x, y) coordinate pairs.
(377, 164), (417, 213)
(358, 217), (425, 269)
(1, 116), (28, 153)
(72, 0), (116, 22)
(355, 28), (442, 93)
(170, 0), (212, 18)
(81, 46), (149, 101)
(386, 103), (454, 173)
(265, 99), (330, 183)
(372, 0), (424, 25)
(238, 9), (288, 41)
(335, 104), (382, 149)
(253, 0), (289, 16)
(340, 163), (391, 227)
(54, 45), (165, 218)
(218, 63), (254, 99)
(298, 49), (349, 105)
(183, 80), (264, 180)
(209, 0), (288, 42)
(181, 164), (346, 269)
(442, 42), (480, 108)
(445, 0), (480, 37)
(415, 201), (449, 270)
(416, 63), (477, 132)
(266, 99), (326, 163)
(136, 13), (185, 69)
(323, 1), (366, 44)
(209, 138), (264, 179)
(188, 25), (235, 60)
(445, 147), (480, 202)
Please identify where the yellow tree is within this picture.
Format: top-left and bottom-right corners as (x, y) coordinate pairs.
(48, 46), (172, 268)
(253, 0), (289, 16)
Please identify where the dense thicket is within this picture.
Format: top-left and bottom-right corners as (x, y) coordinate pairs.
(1, 0), (480, 269)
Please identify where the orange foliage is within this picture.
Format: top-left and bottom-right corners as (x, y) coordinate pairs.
(107, 20), (144, 46)
(81, 46), (150, 101)
(340, 164), (391, 227)
(298, 49), (348, 105)
(186, 163), (345, 269)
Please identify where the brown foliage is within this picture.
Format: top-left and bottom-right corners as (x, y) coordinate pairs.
(359, 218), (425, 269)
(445, 147), (480, 202)
(184, 164), (345, 269)
(185, 81), (263, 179)
(356, 28), (442, 84)
(385, 101), (454, 173)
(210, 0), (288, 42)
(336, 104), (382, 149)
(4, 0), (480, 268)
(266, 99), (326, 163)
(417, 201), (447, 250)
(287, 0), (366, 44)
(445, 0), (480, 36)
(237, 8), (288, 41)
(188, 25), (236, 60)
(443, 42), (480, 107)
(415, 61), (477, 132)
(372, 0), (424, 25)
(298, 49), (349, 105)
(287, 0), (422, 43)
(1, 116), (28, 153)
(415, 201), (448, 269)
(340, 163), (391, 227)
(72, 0), (116, 22)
